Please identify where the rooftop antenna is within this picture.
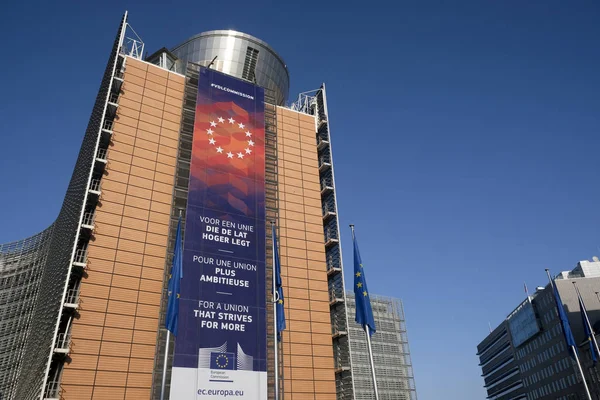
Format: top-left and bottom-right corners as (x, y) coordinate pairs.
(207, 55), (218, 69)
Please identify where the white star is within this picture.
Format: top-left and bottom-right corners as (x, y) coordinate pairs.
(245, 148), (252, 154)
(228, 117), (235, 124)
(210, 121), (217, 127)
(245, 131), (252, 137)
(248, 140), (255, 147)
(227, 152), (234, 159)
(238, 123), (245, 129)
(206, 128), (214, 135)
(216, 147), (224, 153)
(218, 117), (225, 123)
(209, 138), (216, 145)
(237, 152), (244, 159)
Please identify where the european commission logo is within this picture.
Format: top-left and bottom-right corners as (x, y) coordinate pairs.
(210, 352), (236, 370)
(199, 342), (254, 371)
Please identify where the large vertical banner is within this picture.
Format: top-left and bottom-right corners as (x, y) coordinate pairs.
(170, 67), (266, 400)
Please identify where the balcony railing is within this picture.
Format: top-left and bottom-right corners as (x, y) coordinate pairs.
(320, 182), (334, 196)
(324, 231), (338, 242)
(102, 119), (114, 132)
(331, 317), (348, 335)
(96, 148), (107, 161)
(322, 195), (336, 219)
(64, 288), (80, 308)
(317, 138), (329, 151)
(82, 212), (95, 228)
(324, 228), (339, 247)
(89, 179), (101, 193)
(318, 156), (332, 172)
(327, 265), (342, 276)
(43, 381), (61, 399)
(329, 289), (344, 305)
(54, 333), (71, 353)
(108, 93), (119, 105)
(73, 248), (87, 266)
(326, 244), (341, 268)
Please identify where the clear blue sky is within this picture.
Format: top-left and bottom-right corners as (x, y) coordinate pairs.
(1, 1), (599, 398)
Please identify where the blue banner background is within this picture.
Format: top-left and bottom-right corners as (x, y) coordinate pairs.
(172, 67), (266, 377)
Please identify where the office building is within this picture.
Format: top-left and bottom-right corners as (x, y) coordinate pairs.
(345, 293), (417, 400)
(476, 320), (526, 400)
(477, 259), (600, 400)
(0, 12), (358, 400)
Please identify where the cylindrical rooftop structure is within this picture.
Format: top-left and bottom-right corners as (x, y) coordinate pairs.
(171, 30), (290, 106)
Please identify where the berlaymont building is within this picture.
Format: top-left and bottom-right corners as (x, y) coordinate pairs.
(0, 12), (416, 400)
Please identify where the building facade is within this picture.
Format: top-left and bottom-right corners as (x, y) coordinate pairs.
(477, 260), (600, 400)
(0, 12), (360, 400)
(476, 320), (526, 400)
(0, 228), (54, 399)
(345, 293), (417, 400)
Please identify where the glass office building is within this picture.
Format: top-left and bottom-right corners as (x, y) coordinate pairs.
(477, 260), (600, 400)
(345, 293), (417, 400)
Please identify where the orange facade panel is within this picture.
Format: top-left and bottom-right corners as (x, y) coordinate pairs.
(61, 57), (184, 399)
(276, 108), (337, 398)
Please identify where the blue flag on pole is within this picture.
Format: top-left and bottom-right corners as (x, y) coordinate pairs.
(577, 289), (598, 365)
(352, 231), (376, 336)
(551, 279), (577, 358)
(166, 217), (183, 336)
(272, 224), (286, 341)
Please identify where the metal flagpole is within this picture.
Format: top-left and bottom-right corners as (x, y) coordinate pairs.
(545, 270), (592, 400)
(161, 210), (182, 400)
(160, 330), (170, 400)
(272, 222), (280, 400)
(364, 326), (380, 400)
(350, 225), (379, 400)
(573, 282), (600, 359)
(571, 345), (592, 400)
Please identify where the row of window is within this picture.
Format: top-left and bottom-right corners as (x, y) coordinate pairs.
(540, 340), (563, 363)
(516, 323), (562, 360)
(523, 355), (571, 386)
(521, 339), (566, 373)
(542, 307), (558, 325)
(528, 374), (578, 399)
(537, 292), (553, 308)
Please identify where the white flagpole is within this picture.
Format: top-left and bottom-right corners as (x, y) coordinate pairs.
(272, 222), (280, 400)
(571, 346), (593, 400)
(545, 270), (592, 400)
(573, 282), (600, 359)
(160, 330), (170, 400)
(161, 211), (182, 400)
(364, 326), (380, 400)
(350, 225), (379, 400)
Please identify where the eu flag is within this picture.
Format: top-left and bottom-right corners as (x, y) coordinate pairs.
(352, 230), (376, 335)
(166, 217), (183, 336)
(577, 288), (598, 364)
(550, 279), (577, 358)
(272, 224), (286, 341)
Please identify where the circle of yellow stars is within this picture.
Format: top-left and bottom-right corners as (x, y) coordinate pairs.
(216, 354), (229, 369)
(206, 116), (254, 158)
(356, 263), (368, 297)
